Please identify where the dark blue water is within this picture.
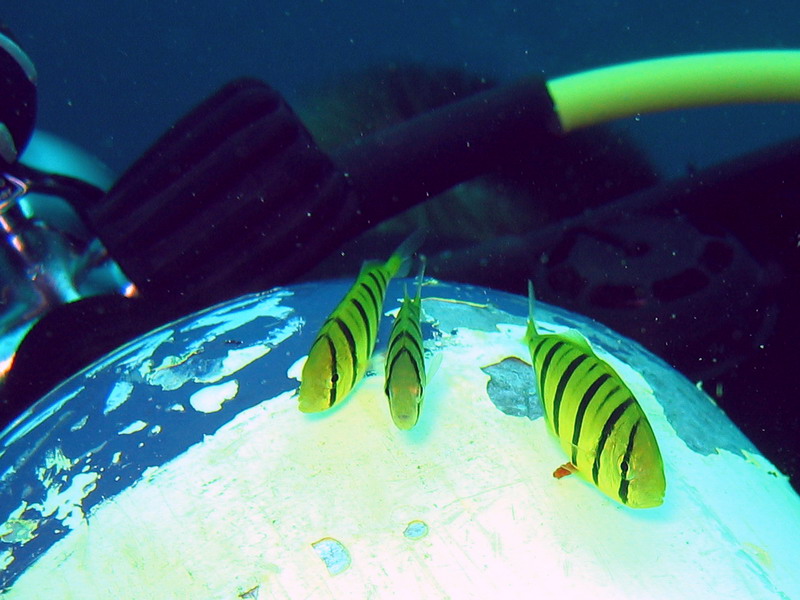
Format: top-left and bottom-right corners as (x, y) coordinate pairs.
(5, 1), (800, 176)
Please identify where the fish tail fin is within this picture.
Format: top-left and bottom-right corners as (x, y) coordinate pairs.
(526, 280), (540, 339)
(385, 229), (425, 278)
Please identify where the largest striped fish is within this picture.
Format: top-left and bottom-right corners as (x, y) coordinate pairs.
(298, 232), (423, 413)
(525, 281), (666, 508)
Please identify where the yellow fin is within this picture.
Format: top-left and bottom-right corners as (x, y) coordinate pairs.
(426, 351), (443, 382)
(555, 328), (596, 357)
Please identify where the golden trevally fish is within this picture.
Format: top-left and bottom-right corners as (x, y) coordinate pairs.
(298, 232), (423, 413)
(384, 259), (427, 430)
(525, 281), (666, 508)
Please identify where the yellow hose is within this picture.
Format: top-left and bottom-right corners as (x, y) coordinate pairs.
(547, 50), (800, 132)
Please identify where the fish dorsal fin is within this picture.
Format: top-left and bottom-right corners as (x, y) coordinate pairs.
(413, 255), (427, 302)
(354, 259), (384, 282)
(557, 328), (597, 357)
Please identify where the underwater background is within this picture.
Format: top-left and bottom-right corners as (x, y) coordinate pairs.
(3, 0), (800, 496)
(7, 2), (800, 176)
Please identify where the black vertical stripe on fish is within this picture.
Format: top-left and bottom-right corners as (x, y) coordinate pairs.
(359, 280), (380, 319)
(350, 297), (372, 350)
(592, 397), (635, 485)
(334, 316), (359, 388)
(538, 340), (565, 412)
(370, 268), (389, 290)
(591, 384), (622, 417)
(571, 372), (612, 464)
(552, 354), (590, 436)
(367, 271), (387, 303)
(405, 328), (425, 359)
(387, 329), (416, 357)
(325, 334), (338, 408)
(618, 420), (640, 505)
(388, 347), (423, 384)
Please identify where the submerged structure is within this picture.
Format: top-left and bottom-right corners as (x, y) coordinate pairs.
(0, 280), (797, 598)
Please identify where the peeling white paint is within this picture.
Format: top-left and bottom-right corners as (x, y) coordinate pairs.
(182, 290), (295, 344)
(118, 421), (147, 435)
(70, 415), (89, 432)
(196, 345), (271, 384)
(103, 381), (134, 415)
(31, 471), (99, 531)
(189, 381), (239, 413)
(86, 329), (174, 379)
(145, 316), (303, 391)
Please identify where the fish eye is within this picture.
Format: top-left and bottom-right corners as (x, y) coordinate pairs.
(620, 459), (630, 475)
(331, 372), (339, 384)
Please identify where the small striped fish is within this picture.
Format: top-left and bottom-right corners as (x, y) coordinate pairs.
(297, 232), (423, 413)
(525, 281), (666, 508)
(384, 260), (426, 430)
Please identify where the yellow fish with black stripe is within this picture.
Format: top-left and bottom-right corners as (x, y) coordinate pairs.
(298, 232), (423, 413)
(525, 281), (666, 508)
(384, 259), (427, 430)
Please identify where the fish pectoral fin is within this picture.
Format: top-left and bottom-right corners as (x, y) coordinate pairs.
(570, 441), (594, 463)
(553, 463), (578, 479)
(426, 351), (444, 381)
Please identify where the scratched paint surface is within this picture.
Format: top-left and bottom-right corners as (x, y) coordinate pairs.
(0, 289), (302, 586)
(0, 280), (798, 599)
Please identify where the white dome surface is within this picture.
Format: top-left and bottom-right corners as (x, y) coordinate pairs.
(1, 280), (797, 599)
